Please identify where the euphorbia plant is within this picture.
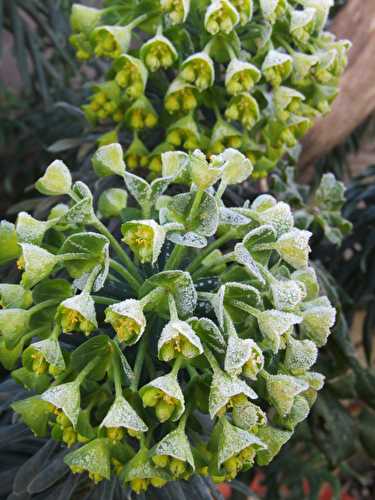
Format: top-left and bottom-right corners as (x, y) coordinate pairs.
(68, 0), (350, 178)
(0, 146), (336, 492)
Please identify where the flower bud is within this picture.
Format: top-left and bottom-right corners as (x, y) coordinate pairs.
(209, 119), (243, 154)
(18, 244), (58, 289)
(41, 380), (81, 427)
(273, 395), (310, 431)
(0, 284), (32, 309)
(23, 339), (65, 377)
(56, 293), (97, 335)
(232, 400), (267, 431)
(70, 4), (102, 33)
(257, 310), (302, 353)
(300, 296), (336, 346)
(284, 337), (318, 375)
(231, 0), (253, 25)
(35, 159), (72, 196)
(158, 319), (203, 361)
(255, 425), (292, 465)
(98, 188), (128, 218)
(225, 59), (261, 96)
(123, 448), (170, 493)
(166, 114), (200, 150)
(180, 52), (215, 91)
(125, 134), (149, 171)
(225, 335), (264, 379)
(105, 299), (146, 345)
(93, 26), (131, 59)
(140, 34), (177, 72)
(85, 81), (123, 124)
(113, 54), (148, 100)
(122, 220), (166, 264)
(262, 50), (293, 87)
(274, 228), (312, 269)
(302, 0), (333, 32)
(125, 96), (158, 130)
(165, 79), (198, 114)
(270, 279), (305, 311)
(292, 267), (319, 301)
(290, 8), (317, 44)
(161, 0), (191, 24)
(190, 149), (222, 190)
(140, 372), (185, 422)
(205, 0), (240, 35)
(265, 373), (309, 416)
(92, 143), (126, 177)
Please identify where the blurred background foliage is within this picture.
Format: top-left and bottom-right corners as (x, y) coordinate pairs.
(1, 0), (375, 499)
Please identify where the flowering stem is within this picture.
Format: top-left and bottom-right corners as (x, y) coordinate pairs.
(109, 258), (141, 293)
(75, 356), (100, 385)
(130, 333), (147, 391)
(113, 353), (123, 398)
(171, 355), (184, 376)
(230, 299), (259, 318)
(83, 265), (101, 294)
(188, 189), (204, 223)
(29, 299), (60, 316)
(92, 217), (143, 284)
(139, 287), (164, 308)
(204, 347), (220, 371)
(92, 295), (117, 305)
(164, 244), (186, 271)
(187, 231), (236, 274)
(50, 323), (61, 340)
(168, 293), (179, 321)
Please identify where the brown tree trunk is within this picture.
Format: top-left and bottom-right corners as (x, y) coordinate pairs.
(299, 0), (375, 181)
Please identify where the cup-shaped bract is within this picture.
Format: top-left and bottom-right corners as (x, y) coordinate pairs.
(56, 293), (98, 336)
(65, 438), (111, 483)
(105, 299), (146, 345)
(122, 220), (166, 264)
(100, 394), (148, 440)
(205, 0), (240, 35)
(140, 371), (185, 422)
(180, 52), (215, 91)
(141, 34), (178, 72)
(158, 319), (203, 361)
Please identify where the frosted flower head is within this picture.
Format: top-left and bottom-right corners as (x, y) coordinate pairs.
(165, 78), (198, 114)
(152, 424), (195, 479)
(265, 373), (309, 416)
(16, 212), (51, 246)
(114, 54), (148, 100)
(180, 52), (215, 91)
(122, 219), (166, 264)
(225, 93), (260, 130)
(262, 50), (293, 87)
(214, 418), (266, 480)
(158, 319), (203, 361)
(18, 244), (58, 289)
(230, 0), (253, 25)
(211, 148), (253, 185)
(225, 336), (264, 379)
(290, 8), (317, 44)
(257, 310), (303, 353)
(259, 0), (287, 24)
(100, 394), (148, 440)
(209, 368), (257, 418)
(161, 0), (191, 25)
(125, 95), (158, 130)
(65, 438), (110, 483)
(270, 279), (306, 311)
(140, 372), (185, 422)
(166, 114), (200, 150)
(91, 143), (126, 177)
(140, 34), (178, 72)
(300, 296), (336, 346)
(190, 149), (222, 190)
(0, 284), (32, 309)
(35, 159), (72, 196)
(56, 293), (97, 336)
(41, 380), (81, 428)
(209, 119), (243, 154)
(23, 339), (65, 377)
(292, 267), (319, 301)
(275, 229), (312, 269)
(225, 59), (261, 96)
(273, 86), (306, 121)
(123, 448), (170, 493)
(205, 0), (240, 35)
(232, 400), (267, 431)
(93, 26), (131, 59)
(284, 337), (318, 375)
(105, 299), (146, 345)
(98, 188), (128, 218)
(273, 395), (310, 431)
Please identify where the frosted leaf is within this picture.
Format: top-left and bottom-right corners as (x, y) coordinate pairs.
(16, 212), (51, 245)
(219, 207), (251, 226)
(154, 425), (195, 470)
(41, 380), (80, 427)
(0, 284), (32, 309)
(150, 177), (172, 205)
(122, 219), (166, 264)
(275, 229), (312, 269)
(265, 373), (309, 416)
(31, 339), (65, 370)
(158, 319), (203, 360)
(251, 194), (276, 212)
(270, 279), (305, 311)
(300, 296), (336, 346)
(35, 159), (72, 196)
(64, 438), (110, 480)
(20, 244), (58, 288)
(256, 425), (292, 466)
(242, 224), (277, 265)
(161, 151), (190, 184)
(284, 337), (318, 375)
(188, 317), (226, 355)
(211, 148), (253, 185)
(234, 243), (265, 284)
(91, 143), (126, 177)
(232, 400), (267, 431)
(100, 395), (148, 432)
(73, 244), (109, 293)
(98, 188), (128, 218)
(0, 308), (30, 340)
(257, 310), (302, 353)
(62, 197), (94, 225)
(58, 292), (98, 332)
(258, 202), (294, 237)
(300, 371), (325, 391)
(167, 231), (207, 248)
(217, 418), (266, 468)
(292, 267), (319, 301)
(211, 285), (225, 329)
(209, 368), (257, 418)
(123, 171), (151, 207)
(225, 336), (264, 379)
(105, 299), (146, 346)
(140, 372), (185, 421)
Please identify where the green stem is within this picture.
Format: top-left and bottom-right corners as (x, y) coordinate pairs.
(29, 299), (60, 316)
(75, 356), (100, 385)
(204, 347), (219, 371)
(191, 251), (234, 280)
(83, 265), (101, 294)
(92, 217), (142, 284)
(230, 299), (259, 318)
(92, 295), (117, 305)
(113, 353), (123, 398)
(127, 13), (150, 30)
(171, 355), (184, 376)
(224, 310), (237, 337)
(59, 252), (92, 262)
(168, 293), (179, 321)
(139, 287), (164, 308)
(188, 189), (204, 223)
(109, 258), (141, 293)
(225, 43), (237, 61)
(164, 244), (186, 271)
(130, 333), (147, 391)
(187, 231), (236, 274)
(215, 179), (227, 201)
(50, 323), (61, 341)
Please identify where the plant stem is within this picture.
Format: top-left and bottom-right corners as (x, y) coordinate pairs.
(92, 217), (142, 284)
(168, 293), (179, 321)
(164, 244), (186, 271)
(188, 189), (204, 223)
(109, 258), (141, 293)
(171, 355), (184, 376)
(29, 299), (60, 316)
(83, 265), (101, 294)
(204, 347), (219, 371)
(113, 353), (123, 398)
(92, 295), (117, 305)
(76, 356), (100, 385)
(130, 333), (147, 391)
(187, 231), (236, 274)
(230, 299), (259, 318)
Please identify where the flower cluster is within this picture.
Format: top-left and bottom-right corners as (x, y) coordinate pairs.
(1, 147), (336, 491)
(69, 0), (349, 178)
